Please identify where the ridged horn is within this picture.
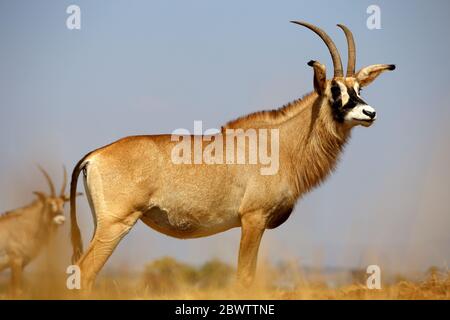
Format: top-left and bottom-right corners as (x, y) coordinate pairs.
(37, 165), (55, 197)
(60, 165), (67, 197)
(337, 24), (356, 77)
(291, 21), (344, 78)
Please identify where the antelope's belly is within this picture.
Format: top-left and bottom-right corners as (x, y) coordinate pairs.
(140, 204), (240, 239)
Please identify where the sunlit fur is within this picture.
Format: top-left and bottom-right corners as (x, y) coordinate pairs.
(69, 84), (355, 290)
(69, 25), (395, 291)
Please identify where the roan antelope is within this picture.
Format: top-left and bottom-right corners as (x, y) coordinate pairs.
(0, 166), (70, 294)
(70, 22), (395, 290)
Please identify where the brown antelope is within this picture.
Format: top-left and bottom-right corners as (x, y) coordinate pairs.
(70, 22), (395, 290)
(0, 167), (70, 294)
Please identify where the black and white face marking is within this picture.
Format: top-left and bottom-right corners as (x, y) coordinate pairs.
(48, 198), (66, 225)
(330, 81), (377, 127)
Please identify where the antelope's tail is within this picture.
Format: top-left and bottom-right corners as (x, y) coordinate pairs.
(70, 156), (88, 264)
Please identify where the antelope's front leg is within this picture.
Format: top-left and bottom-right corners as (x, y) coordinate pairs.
(236, 210), (266, 287)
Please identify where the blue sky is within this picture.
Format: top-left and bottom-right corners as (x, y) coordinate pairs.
(1, 0), (449, 274)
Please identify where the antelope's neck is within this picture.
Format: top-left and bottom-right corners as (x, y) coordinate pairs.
(30, 200), (54, 234)
(281, 95), (351, 199)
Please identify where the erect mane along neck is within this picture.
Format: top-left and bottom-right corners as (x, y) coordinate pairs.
(222, 92), (318, 130)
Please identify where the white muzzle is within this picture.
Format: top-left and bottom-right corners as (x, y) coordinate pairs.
(53, 215), (66, 225)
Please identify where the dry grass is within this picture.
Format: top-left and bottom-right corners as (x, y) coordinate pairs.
(1, 257), (449, 300)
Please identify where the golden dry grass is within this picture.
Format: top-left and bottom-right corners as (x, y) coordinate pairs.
(1, 257), (449, 300)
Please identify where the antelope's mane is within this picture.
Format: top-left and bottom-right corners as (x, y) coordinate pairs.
(222, 92), (317, 130)
(0, 209), (21, 221)
(0, 199), (42, 222)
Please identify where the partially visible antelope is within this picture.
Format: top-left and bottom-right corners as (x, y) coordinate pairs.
(0, 167), (70, 294)
(70, 22), (395, 290)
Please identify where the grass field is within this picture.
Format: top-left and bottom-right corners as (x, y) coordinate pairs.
(1, 257), (449, 300)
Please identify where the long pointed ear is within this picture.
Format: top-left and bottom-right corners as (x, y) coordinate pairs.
(307, 60), (327, 95)
(33, 191), (47, 202)
(356, 64), (395, 87)
(62, 192), (83, 202)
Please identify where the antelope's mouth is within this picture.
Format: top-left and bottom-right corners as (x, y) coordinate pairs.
(53, 215), (66, 225)
(354, 118), (376, 127)
(358, 118), (375, 123)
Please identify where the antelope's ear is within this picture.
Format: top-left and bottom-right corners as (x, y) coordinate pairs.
(62, 192), (83, 202)
(307, 60), (327, 95)
(33, 191), (47, 202)
(356, 64), (396, 87)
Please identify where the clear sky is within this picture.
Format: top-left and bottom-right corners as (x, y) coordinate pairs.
(1, 0), (449, 274)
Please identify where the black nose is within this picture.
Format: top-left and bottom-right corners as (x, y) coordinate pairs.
(362, 109), (376, 119)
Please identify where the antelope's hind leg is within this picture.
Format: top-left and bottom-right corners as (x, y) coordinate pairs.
(76, 210), (142, 291)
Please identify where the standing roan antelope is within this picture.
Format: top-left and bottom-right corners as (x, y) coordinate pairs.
(0, 167), (70, 294)
(70, 21), (395, 290)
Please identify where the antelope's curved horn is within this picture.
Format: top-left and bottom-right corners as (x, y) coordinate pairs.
(60, 165), (67, 197)
(38, 165), (56, 196)
(337, 24), (356, 77)
(291, 21), (344, 78)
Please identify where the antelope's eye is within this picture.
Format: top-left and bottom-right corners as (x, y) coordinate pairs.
(331, 85), (341, 101)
